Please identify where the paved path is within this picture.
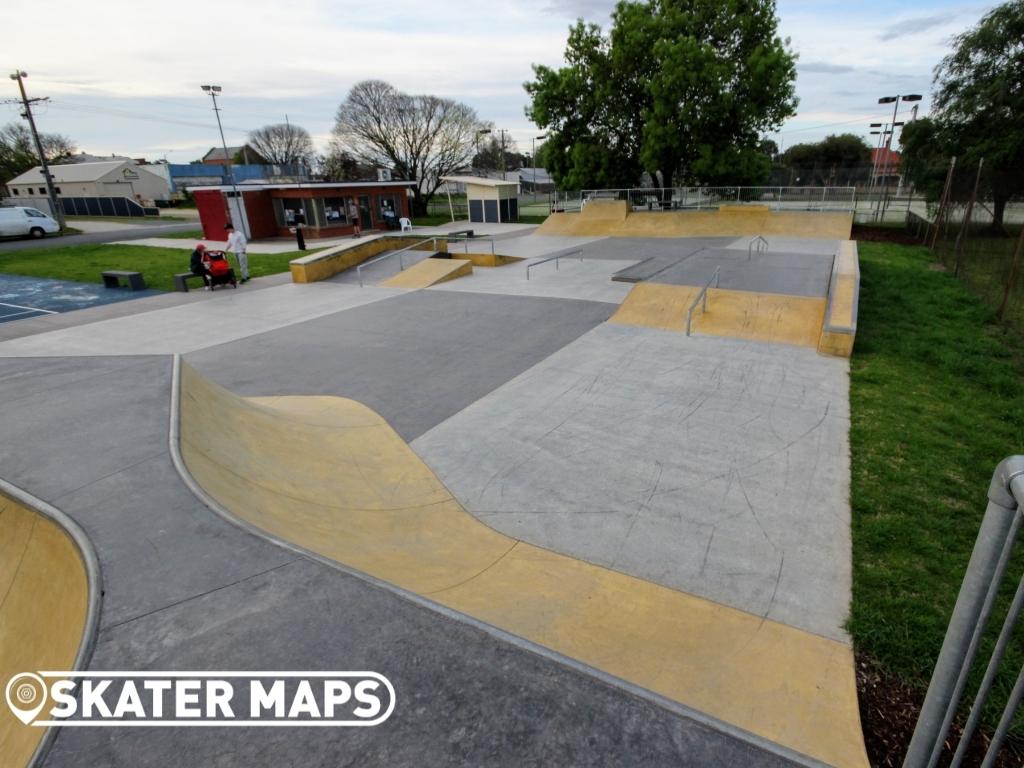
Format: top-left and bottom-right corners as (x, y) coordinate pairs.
(0, 222), (195, 253)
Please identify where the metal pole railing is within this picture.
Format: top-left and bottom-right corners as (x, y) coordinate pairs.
(747, 236), (768, 260)
(685, 266), (721, 336)
(526, 248), (583, 280)
(904, 456), (1024, 768)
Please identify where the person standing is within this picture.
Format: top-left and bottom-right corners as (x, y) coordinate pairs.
(348, 199), (361, 238)
(224, 223), (249, 283)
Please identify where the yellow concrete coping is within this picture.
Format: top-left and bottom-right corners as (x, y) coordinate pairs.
(0, 492), (93, 767)
(817, 241), (860, 358)
(537, 206), (853, 240)
(178, 363), (868, 767)
(611, 283), (828, 349)
(289, 235), (448, 284)
(381, 258), (473, 289)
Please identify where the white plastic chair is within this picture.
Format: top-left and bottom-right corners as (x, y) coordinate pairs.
(399, 217), (412, 231)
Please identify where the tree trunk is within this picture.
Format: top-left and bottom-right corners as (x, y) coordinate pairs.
(660, 168), (673, 208)
(991, 196), (1008, 235)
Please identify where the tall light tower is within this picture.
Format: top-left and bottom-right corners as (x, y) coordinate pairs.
(9, 70), (65, 228)
(532, 134), (547, 191)
(201, 84), (248, 237)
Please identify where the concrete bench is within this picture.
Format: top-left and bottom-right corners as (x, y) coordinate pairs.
(448, 229), (474, 238)
(173, 272), (207, 292)
(102, 270), (146, 290)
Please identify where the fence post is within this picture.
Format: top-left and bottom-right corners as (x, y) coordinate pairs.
(930, 157), (957, 252)
(997, 226), (1024, 320)
(903, 457), (1024, 768)
(954, 158), (984, 277)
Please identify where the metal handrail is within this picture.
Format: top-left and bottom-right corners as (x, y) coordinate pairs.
(526, 248), (584, 280)
(685, 266), (721, 336)
(748, 235), (769, 260)
(904, 456), (1024, 768)
(446, 234), (496, 256)
(357, 237), (438, 287)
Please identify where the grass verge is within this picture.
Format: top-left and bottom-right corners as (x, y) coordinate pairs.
(850, 242), (1024, 741)
(0, 243), (311, 293)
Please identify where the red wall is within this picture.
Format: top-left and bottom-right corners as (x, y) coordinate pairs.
(195, 190), (230, 240)
(243, 191), (277, 239)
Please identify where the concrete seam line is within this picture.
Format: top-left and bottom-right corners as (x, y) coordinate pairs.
(0, 477), (104, 768)
(167, 354), (826, 768)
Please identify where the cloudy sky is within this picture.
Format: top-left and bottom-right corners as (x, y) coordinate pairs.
(3, 0), (994, 163)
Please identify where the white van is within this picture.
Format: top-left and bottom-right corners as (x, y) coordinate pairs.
(0, 206), (61, 238)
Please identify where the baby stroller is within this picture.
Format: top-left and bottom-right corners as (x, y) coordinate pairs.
(203, 250), (237, 290)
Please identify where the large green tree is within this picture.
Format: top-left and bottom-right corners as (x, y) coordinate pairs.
(777, 134), (872, 186)
(525, 0), (798, 191)
(920, 1), (1024, 230)
(0, 123), (75, 188)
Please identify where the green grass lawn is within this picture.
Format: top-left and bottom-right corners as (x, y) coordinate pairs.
(850, 241), (1024, 730)
(0, 243), (310, 293)
(161, 229), (205, 240)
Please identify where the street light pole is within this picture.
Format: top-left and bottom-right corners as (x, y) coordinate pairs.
(876, 94), (922, 218)
(475, 128), (492, 176)
(532, 134), (547, 192)
(201, 84), (249, 238)
(9, 70), (65, 228)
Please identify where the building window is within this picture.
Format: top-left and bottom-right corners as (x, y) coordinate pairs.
(54, 187), (61, 194)
(11, 189), (18, 195)
(322, 198), (348, 225)
(39, 188), (47, 195)
(273, 198), (314, 227)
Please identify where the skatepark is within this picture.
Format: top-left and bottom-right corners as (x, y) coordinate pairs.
(1, 201), (867, 767)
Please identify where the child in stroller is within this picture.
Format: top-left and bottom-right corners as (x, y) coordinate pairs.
(203, 250), (237, 290)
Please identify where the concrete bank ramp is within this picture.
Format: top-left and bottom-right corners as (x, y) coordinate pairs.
(381, 257), (473, 289)
(179, 363), (868, 768)
(0, 491), (94, 767)
(537, 200), (853, 240)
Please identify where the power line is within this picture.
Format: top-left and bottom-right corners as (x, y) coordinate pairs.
(46, 100), (252, 134)
(776, 108), (921, 135)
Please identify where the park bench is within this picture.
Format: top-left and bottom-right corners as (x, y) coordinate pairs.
(173, 272), (207, 292)
(101, 270), (146, 290)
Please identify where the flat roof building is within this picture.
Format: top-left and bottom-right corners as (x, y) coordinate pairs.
(442, 176), (520, 224)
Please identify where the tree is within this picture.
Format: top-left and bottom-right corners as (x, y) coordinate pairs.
(247, 123), (314, 166)
(0, 123), (75, 186)
(777, 134), (872, 185)
(525, 0), (798, 192)
(315, 138), (377, 181)
(899, 118), (956, 203)
(472, 136), (526, 173)
(928, 0), (1024, 231)
(332, 81), (484, 215)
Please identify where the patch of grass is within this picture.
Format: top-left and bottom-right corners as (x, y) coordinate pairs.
(411, 215), (455, 227)
(518, 214), (549, 224)
(849, 241), (1024, 730)
(0, 243), (310, 293)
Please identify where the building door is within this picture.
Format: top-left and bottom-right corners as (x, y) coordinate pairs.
(226, 193), (250, 238)
(359, 195), (372, 229)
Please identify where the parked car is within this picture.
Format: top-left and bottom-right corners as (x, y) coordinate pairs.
(0, 206), (61, 238)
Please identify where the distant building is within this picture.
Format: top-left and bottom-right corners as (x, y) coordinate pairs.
(6, 160), (171, 208)
(519, 167), (554, 193)
(202, 145), (269, 166)
(871, 148), (902, 187)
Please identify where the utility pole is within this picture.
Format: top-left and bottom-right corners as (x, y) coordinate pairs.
(201, 84), (249, 238)
(497, 129), (510, 176)
(9, 70), (65, 228)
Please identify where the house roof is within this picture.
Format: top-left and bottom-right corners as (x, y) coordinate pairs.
(185, 180), (416, 192)
(519, 167), (552, 184)
(8, 160), (137, 185)
(871, 148), (902, 169)
(441, 175), (519, 188)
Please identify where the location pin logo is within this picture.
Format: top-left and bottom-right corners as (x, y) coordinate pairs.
(5, 673), (48, 725)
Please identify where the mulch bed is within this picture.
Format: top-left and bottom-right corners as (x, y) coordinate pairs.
(856, 651), (1023, 767)
(852, 224), (924, 246)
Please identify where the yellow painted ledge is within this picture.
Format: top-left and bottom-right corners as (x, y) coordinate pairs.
(179, 364), (868, 768)
(611, 283), (827, 349)
(817, 241), (860, 358)
(381, 258), (472, 289)
(0, 495), (89, 767)
(290, 236), (448, 283)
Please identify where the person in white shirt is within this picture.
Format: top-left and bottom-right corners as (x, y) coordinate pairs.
(224, 223), (249, 283)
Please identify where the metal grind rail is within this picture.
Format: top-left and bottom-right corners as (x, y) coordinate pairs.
(748, 235), (769, 260)
(357, 237), (439, 287)
(685, 266), (721, 336)
(526, 248), (584, 280)
(447, 235), (496, 256)
(904, 456), (1024, 768)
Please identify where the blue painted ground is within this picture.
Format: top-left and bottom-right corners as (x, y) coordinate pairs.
(0, 273), (163, 324)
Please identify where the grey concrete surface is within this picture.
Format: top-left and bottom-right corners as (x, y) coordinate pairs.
(0, 355), (798, 767)
(0, 222), (195, 252)
(653, 248), (834, 297)
(185, 290), (616, 441)
(0, 282), (405, 357)
(429, 257), (637, 304)
(412, 323), (853, 641)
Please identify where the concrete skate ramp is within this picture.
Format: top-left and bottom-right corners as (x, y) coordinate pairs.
(537, 202), (852, 240)
(611, 283), (827, 349)
(381, 257), (472, 289)
(0, 493), (91, 767)
(179, 363), (867, 768)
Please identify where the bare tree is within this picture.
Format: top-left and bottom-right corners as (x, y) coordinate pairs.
(247, 123), (315, 165)
(332, 80), (484, 215)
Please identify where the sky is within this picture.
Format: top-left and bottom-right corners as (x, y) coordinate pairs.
(2, 0), (996, 164)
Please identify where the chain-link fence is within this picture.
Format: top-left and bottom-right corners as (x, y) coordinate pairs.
(903, 158), (1024, 334)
